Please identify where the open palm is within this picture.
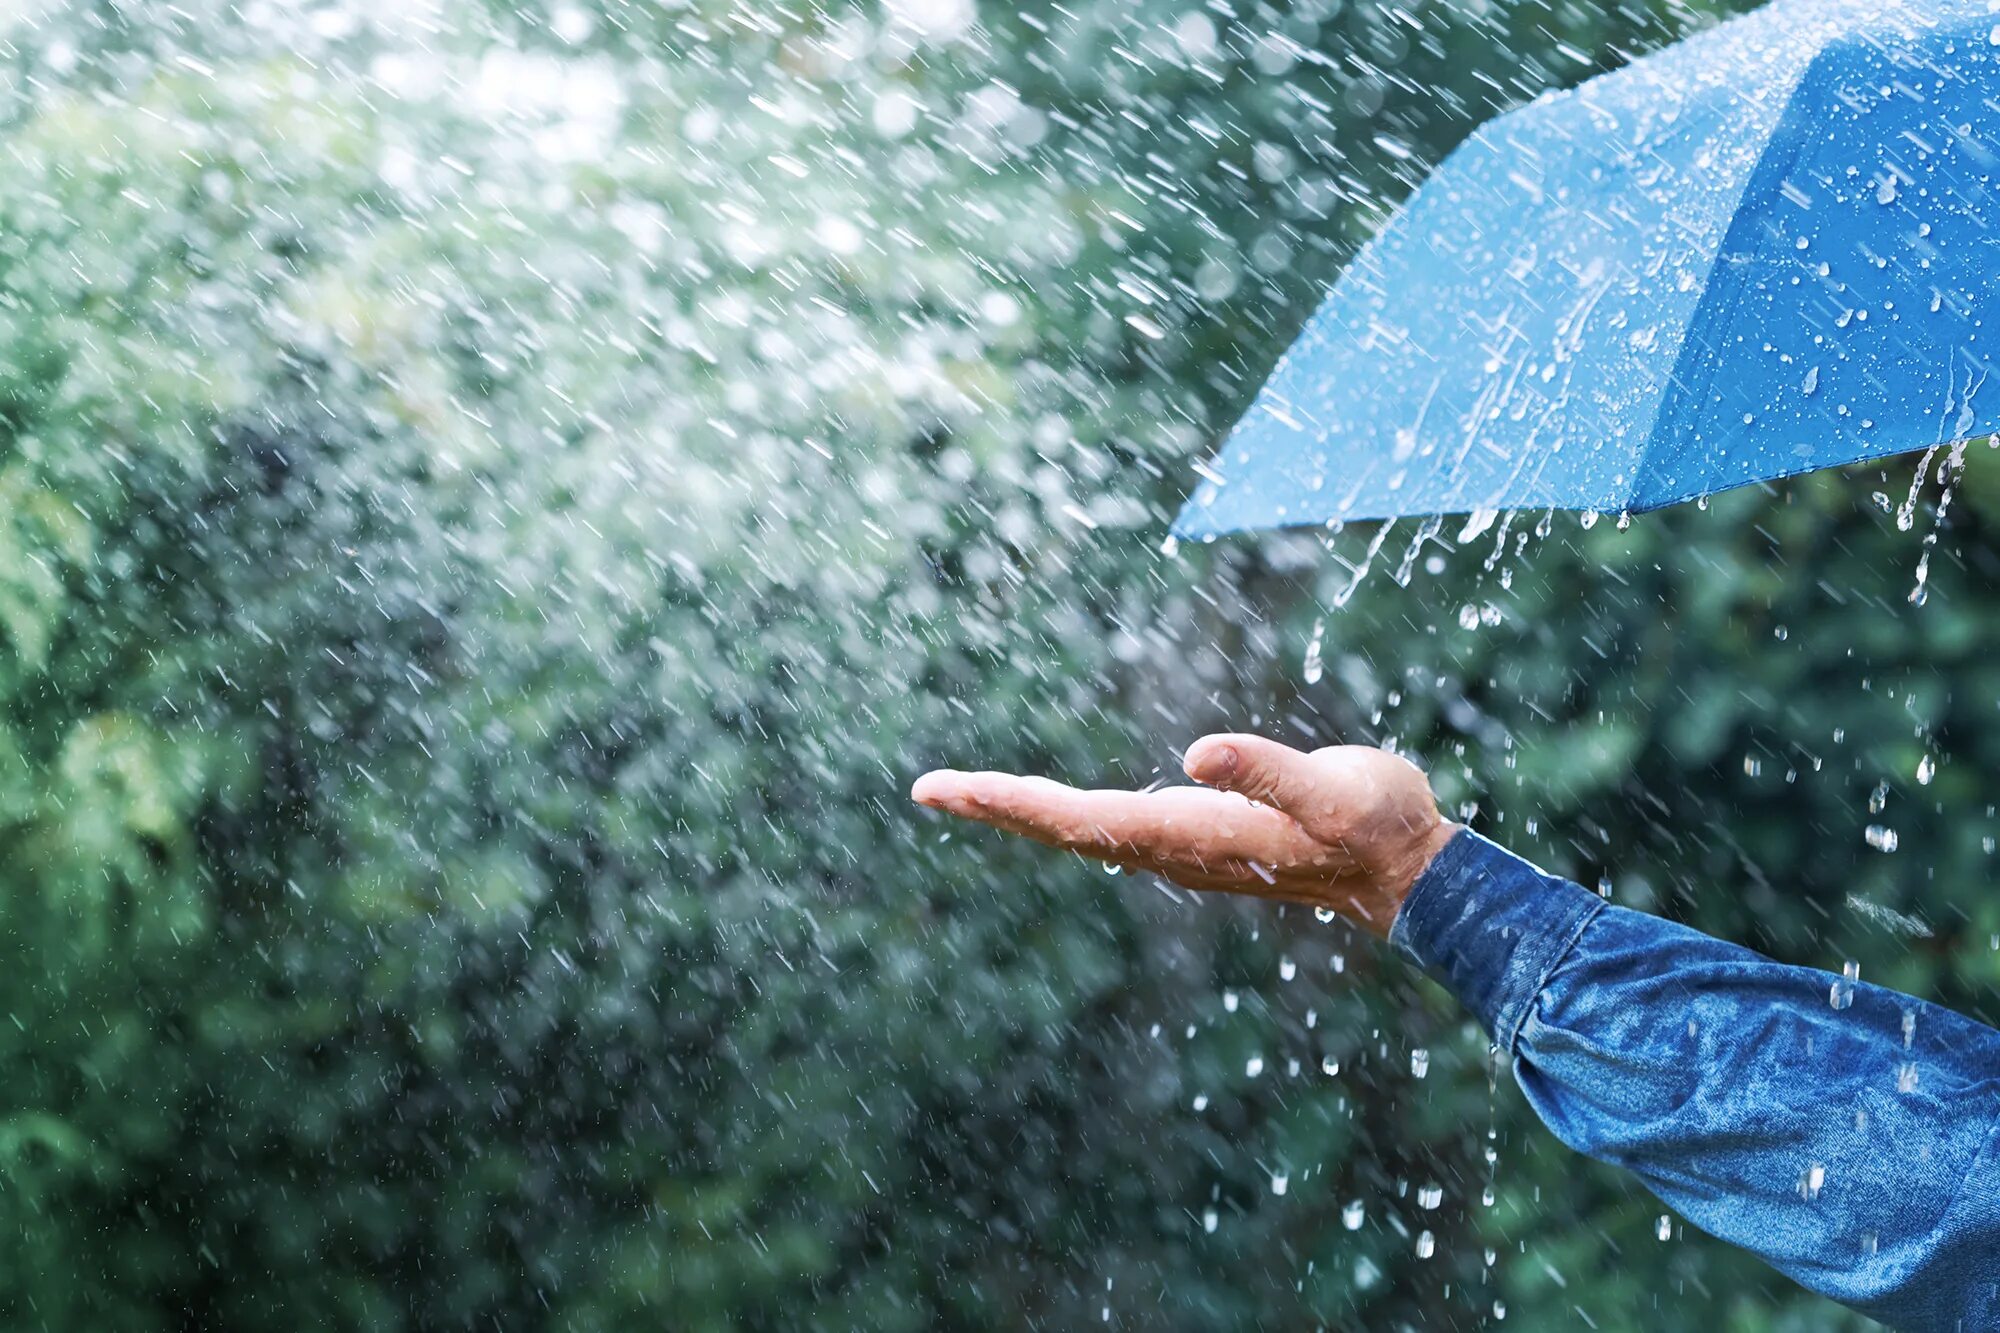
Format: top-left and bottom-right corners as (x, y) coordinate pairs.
(911, 734), (1457, 937)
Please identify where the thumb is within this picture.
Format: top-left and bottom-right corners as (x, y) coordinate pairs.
(1183, 734), (1335, 831)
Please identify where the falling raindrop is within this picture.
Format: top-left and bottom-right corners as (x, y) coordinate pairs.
(1341, 1200), (1365, 1231)
(1656, 1215), (1673, 1241)
(1410, 1049), (1430, 1079)
(1302, 617), (1325, 684)
(1831, 961), (1859, 1011)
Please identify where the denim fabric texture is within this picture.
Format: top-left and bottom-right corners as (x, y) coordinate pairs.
(1390, 829), (2000, 1332)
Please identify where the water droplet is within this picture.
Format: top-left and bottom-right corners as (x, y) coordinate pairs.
(1341, 1200), (1365, 1231)
(1457, 508), (1499, 542)
(1279, 957), (1297, 982)
(1870, 780), (1890, 814)
(1244, 1055), (1264, 1079)
(1917, 754), (1936, 785)
(1802, 365), (1820, 396)
(1202, 1207), (1218, 1234)
(1865, 824), (1899, 853)
(1414, 1230), (1435, 1259)
(1410, 1048), (1430, 1079)
(1417, 1183), (1443, 1210)
(1301, 618), (1325, 684)
(1223, 989), (1239, 1013)
(1321, 1055), (1340, 1076)
(1656, 1214), (1673, 1241)
(1269, 1171), (1289, 1196)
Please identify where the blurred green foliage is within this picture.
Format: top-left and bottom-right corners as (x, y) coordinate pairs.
(0, 0), (1970, 1329)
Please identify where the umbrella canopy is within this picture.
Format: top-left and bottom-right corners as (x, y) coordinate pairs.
(1174, 0), (2000, 539)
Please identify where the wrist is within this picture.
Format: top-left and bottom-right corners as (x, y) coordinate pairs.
(1383, 819), (1462, 912)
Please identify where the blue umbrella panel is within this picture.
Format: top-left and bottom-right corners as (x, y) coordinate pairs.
(1174, 0), (2000, 538)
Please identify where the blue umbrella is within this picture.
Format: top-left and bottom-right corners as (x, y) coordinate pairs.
(1174, 0), (2000, 539)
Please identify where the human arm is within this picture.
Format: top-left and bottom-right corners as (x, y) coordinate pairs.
(1399, 828), (2000, 1331)
(913, 736), (2000, 1330)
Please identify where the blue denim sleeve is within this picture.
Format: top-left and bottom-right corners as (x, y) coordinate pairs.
(1390, 829), (2000, 1332)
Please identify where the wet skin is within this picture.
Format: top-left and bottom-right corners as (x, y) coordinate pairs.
(911, 734), (1460, 939)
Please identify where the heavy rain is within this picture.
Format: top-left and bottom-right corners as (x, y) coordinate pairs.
(2, 0), (1995, 1329)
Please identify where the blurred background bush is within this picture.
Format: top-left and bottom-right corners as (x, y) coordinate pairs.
(0, 0), (1985, 1327)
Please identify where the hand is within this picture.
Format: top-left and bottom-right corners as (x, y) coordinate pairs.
(911, 735), (1459, 937)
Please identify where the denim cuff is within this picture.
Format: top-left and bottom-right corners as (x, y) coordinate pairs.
(1388, 828), (1606, 1053)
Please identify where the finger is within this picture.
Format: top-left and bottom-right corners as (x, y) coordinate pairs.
(1182, 734), (1345, 833)
(912, 770), (1325, 868)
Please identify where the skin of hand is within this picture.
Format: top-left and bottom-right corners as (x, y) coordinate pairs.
(911, 735), (1461, 938)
